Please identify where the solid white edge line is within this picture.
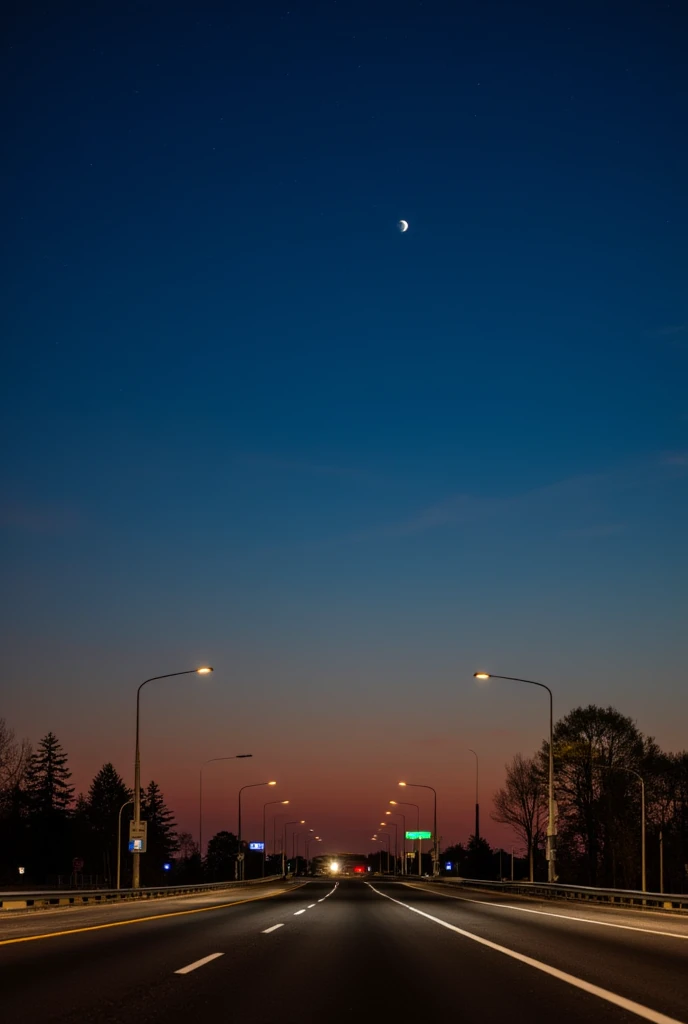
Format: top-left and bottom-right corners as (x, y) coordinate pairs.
(262, 924), (284, 933)
(401, 882), (688, 940)
(367, 884), (683, 1024)
(294, 909), (306, 915)
(174, 952), (224, 975)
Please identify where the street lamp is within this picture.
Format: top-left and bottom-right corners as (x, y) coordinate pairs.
(474, 671), (557, 882)
(387, 809), (407, 874)
(294, 829), (314, 873)
(468, 749), (479, 842)
(133, 667), (213, 888)
(263, 799), (289, 876)
(372, 832), (391, 873)
(390, 799), (419, 875)
(380, 821), (398, 875)
(598, 764), (646, 892)
(399, 781), (438, 877)
(305, 835), (321, 870)
(199, 754), (253, 857)
(116, 798), (133, 889)
(282, 820), (305, 875)
(238, 781), (276, 880)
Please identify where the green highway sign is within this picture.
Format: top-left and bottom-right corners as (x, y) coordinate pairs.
(405, 831), (432, 840)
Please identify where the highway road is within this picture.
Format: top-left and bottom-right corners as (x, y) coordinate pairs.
(1, 878), (686, 1023)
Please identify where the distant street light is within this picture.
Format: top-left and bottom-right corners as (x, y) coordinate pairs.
(372, 832), (391, 873)
(390, 799), (420, 876)
(399, 781), (438, 877)
(387, 809), (407, 874)
(238, 782), (276, 880)
(294, 830), (314, 873)
(598, 764), (646, 892)
(474, 672), (557, 882)
(199, 754), (253, 857)
(468, 749), (479, 842)
(380, 821), (398, 875)
(305, 835), (321, 870)
(133, 667), (213, 888)
(282, 820), (305, 875)
(263, 799), (289, 876)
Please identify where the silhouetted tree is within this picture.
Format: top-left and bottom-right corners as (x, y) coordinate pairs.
(465, 835), (493, 878)
(205, 830), (239, 881)
(24, 732), (74, 879)
(545, 706), (644, 886)
(440, 843), (466, 875)
(140, 781), (178, 883)
(86, 764), (132, 885)
(492, 754), (546, 881)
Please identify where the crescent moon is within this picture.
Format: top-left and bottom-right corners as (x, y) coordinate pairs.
(398, 219), (409, 232)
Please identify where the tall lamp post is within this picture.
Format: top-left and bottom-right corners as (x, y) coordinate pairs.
(133, 666), (213, 888)
(380, 821), (398, 875)
(294, 830), (314, 873)
(263, 799), (289, 876)
(372, 832), (391, 873)
(391, 799), (419, 875)
(116, 798), (134, 889)
(305, 835), (321, 872)
(199, 754), (253, 857)
(386, 810), (406, 874)
(468, 749), (479, 842)
(238, 781), (276, 880)
(474, 672), (557, 882)
(399, 782), (438, 877)
(598, 764), (646, 892)
(282, 820), (305, 875)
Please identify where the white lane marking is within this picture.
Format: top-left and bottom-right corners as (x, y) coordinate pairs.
(317, 898), (325, 902)
(262, 924), (284, 933)
(174, 952), (224, 975)
(308, 904), (316, 908)
(367, 884), (683, 1024)
(294, 909), (306, 915)
(401, 882), (688, 941)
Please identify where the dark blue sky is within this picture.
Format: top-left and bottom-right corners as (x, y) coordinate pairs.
(3, 1), (687, 848)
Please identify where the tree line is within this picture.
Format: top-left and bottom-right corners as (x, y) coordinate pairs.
(0, 722), (178, 887)
(491, 704), (688, 891)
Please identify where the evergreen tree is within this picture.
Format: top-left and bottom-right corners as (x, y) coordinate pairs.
(24, 732), (74, 880)
(25, 732), (74, 816)
(86, 764), (132, 885)
(140, 780), (178, 883)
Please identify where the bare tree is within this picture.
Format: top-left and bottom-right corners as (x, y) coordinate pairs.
(0, 718), (32, 802)
(492, 754), (546, 881)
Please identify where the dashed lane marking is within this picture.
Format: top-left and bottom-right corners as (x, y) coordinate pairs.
(175, 953), (224, 975)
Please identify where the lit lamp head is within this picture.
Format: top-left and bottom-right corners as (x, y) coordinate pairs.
(398, 781), (407, 787)
(474, 672), (490, 680)
(196, 667), (213, 674)
(280, 800), (289, 805)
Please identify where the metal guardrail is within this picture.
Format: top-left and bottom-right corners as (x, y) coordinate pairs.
(0, 874), (284, 911)
(413, 876), (688, 912)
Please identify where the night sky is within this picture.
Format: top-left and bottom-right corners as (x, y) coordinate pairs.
(3, 1), (687, 854)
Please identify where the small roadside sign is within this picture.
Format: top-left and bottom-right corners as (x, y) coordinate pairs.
(129, 820), (148, 853)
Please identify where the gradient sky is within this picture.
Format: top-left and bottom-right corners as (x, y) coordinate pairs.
(3, 1), (687, 856)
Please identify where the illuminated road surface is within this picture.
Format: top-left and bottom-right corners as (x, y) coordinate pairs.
(1, 878), (686, 1023)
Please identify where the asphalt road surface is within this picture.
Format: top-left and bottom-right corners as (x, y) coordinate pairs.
(1, 878), (686, 1023)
